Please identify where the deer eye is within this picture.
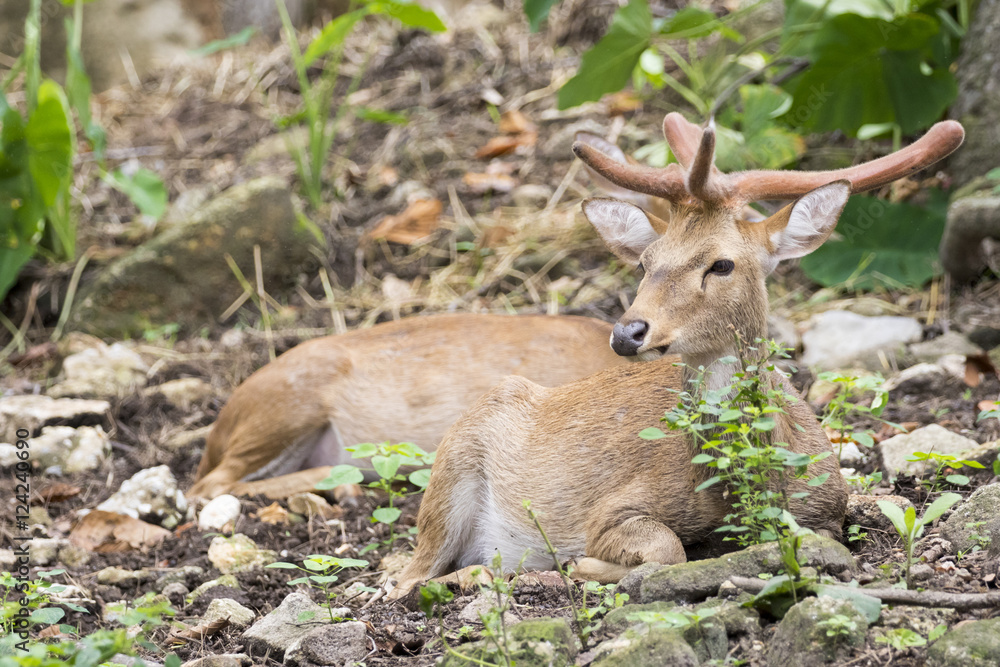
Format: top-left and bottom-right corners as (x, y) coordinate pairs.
(708, 259), (734, 276)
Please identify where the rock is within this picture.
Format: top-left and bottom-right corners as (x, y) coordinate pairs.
(72, 177), (315, 337)
(208, 534), (276, 573)
(0, 425), (111, 474)
(242, 592), (329, 658)
(163, 424), (212, 451)
(640, 535), (855, 603)
(199, 495), (242, 531)
(941, 192), (1000, 281)
(28, 538), (68, 566)
(768, 314), (800, 351)
(204, 598), (256, 629)
(0, 550), (15, 570)
(800, 311), (922, 371)
(602, 601), (676, 633)
(878, 425), (980, 478)
(155, 565), (204, 591)
(909, 562), (935, 582)
(143, 378), (214, 410)
(909, 332), (983, 363)
(27, 506), (51, 527)
(591, 625), (699, 667)
(180, 656), (250, 667)
(940, 483), (1000, 553)
(441, 617), (579, 667)
(880, 605), (956, 637)
(838, 442), (865, 466)
(285, 621), (369, 667)
(766, 596), (868, 665)
(0, 394), (110, 442)
(458, 592), (518, 626)
(511, 184), (553, 209)
(187, 575), (240, 603)
(696, 598), (761, 637)
(96, 566), (154, 586)
(883, 363), (964, 395)
(161, 582), (189, 605)
(846, 495), (913, 534)
(287, 493), (342, 520)
(927, 617), (1000, 667)
(57, 545), (91, 568)
(615, 562), (663, 601)
(97, 465), (191, 529)
(48, 343), (148, 399)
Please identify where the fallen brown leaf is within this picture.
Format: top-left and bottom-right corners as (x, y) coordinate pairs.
(606, 91), (642, 116)
(69, 510), (171, 552)
(462, 172), (517, 194)
(965, 353), (998, 387)
(366, 199), (443, 245)
(499, 109), (536, 135)
(7, 342), (57, 366)
(255, 502), (290, 525)
(978, 399), (1000, 413)
(38, 625), (69, 639)
(35, 483), (81, 504)
(168, 618), (230, 645)
(474, 132), (537, 159)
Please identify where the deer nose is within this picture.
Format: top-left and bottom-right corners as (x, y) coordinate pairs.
(611, 320), (649, 356)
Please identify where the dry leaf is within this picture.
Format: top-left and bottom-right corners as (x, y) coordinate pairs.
(474, 133), (537, 159)
(499, 109), (536, 135)
(462, 172), (517, 194)
(38, 625), (69, 639)
(36, 483), (81, 504)
(69, 510), (171, 552)
(366, 199), (443, 245)
(168, 618), (230, 645)
(978, 400), (999, 412)
(481, 225), (515, 248)
(254, 502), (289, 525)
(965, 353), (998, 387)
(7, 342), (57, 366)
(606, 91), (642, 116)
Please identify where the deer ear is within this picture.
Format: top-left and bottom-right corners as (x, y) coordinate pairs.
(765, 180), (851, 261)
(575, 133), (658, 211)
(582, 198), (659, 266)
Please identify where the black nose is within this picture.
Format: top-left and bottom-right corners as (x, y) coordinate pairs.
(611, 320), (649, 356)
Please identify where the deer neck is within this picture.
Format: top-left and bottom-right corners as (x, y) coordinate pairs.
(680, 349), (742, 395)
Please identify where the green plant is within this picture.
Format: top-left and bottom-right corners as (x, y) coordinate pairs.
(817, 612), (858, 639)
(644, 337), (830, 546)
(845, 523), (869, 544)
(273, 0), (444, 209)
(316, 440), (435, 553)
(845, 470), (883, 495)
(877, 492), (961, 588)
(875, 627), (927, 650)
(1, 569), (85, 651)
(817, 371), (893, 457)
(265, 554), (368, 621)
(907, 451), (985, 489)
(578, 581), (629, 639)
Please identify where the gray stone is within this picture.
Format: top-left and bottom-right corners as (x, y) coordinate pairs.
(0, 394), (109, 442)
(766, 596), (868, 666)
(204, 598), (256, 629)
(910, 331), (983, 363)
(441, 617), (578, 667)
(883, 363), (964, 395)
(207, 534), (276, 573)
(198, 495), (242, 531)
(940, 483), (1000, 553)
(614, 562), (663, 601)
(457, 592), (518, 626)
(187, 575), (240, 603)
(879, 425), (981, 478)
(97, 465), (191, 529)
(591, 625), (699, 667)
(846, 495), (913, 534)
(640, 535), (855, 603)
(285, 621), (369, 667)
(143, 378), (214, 410)
(941, 193), (1000, 281)
(927, 617), (1000, 667)
(155, 565), (204, 591)
(180, 656), (250, 667)
(695, 597), (761, 637)
(800, 311), (922, 371)
(57, 545), (91, 568)
(242, 592), (328, 657)
(48, 343), (148, 399)
(96, 566), (154, 586)
(161, 582), (189, 605)
(73, 177), (315, 337)
(603, 601), (676, 633)
(0, 425), (110, 473)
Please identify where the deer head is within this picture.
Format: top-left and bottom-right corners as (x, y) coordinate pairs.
(575, 114), (964, 363)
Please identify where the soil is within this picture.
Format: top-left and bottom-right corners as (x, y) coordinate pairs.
(1, 1), (999, 665)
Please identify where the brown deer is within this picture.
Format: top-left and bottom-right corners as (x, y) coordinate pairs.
(390, 116), (965, 593)
(188, 123), (722, 501)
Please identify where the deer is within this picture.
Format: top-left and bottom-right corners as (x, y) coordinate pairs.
(188, 121), (727, 501)
(389, 115), (965, 595)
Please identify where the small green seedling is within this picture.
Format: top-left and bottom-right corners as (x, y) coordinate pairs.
(817, 613), (858, 639)
(875, 627), (927, 650)
(877, 493), (961, 589)
(266, 554), (368, 621)
(845, 470), (883, 494)
(907, 451), (985, 489)
(817, 371), (899, 460)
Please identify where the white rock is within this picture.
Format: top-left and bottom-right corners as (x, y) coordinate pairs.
(207, 534), (276, 574)
(878, 424), (980, 478)
(143, 378), (214, 410)
(909, 331), (982, 363)
(837, 442), (865, 465)
(0, 394), (110, 442)
(242, 592), (331, 654)
(199, 495), (242, 531)
(458, 592), (518, 626)
(285, 621), (369, 667)
(204, 598), (256, 629)
(48, 342), (148, 399)
(28, 538), (69, 566)
(1, 425), (111, 473)
(801, 311), (922, 370)
(97, 465), (191, 529)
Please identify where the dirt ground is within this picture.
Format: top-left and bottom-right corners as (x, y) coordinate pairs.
(2, 0), (999, 665)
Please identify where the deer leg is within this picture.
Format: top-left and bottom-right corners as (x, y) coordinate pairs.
(575, 516), (686, 584)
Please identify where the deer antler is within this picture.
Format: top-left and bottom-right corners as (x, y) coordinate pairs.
(662, 112), (703, 169)
(572, 142), (689, 201)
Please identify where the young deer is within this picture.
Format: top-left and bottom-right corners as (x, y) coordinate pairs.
(188, 123), (719, 501)
(390, 116), (965, 593)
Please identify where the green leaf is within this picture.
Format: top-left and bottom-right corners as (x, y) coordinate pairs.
(799, 190), (949, 289)
(355, 107), (409, 125)
(928, 623), (946, 641)
(524, 0), (559, 32)
(103, 167), (167, 220)
(815, 584), (882, 623)
(660, 7), (719, 38)
(691, 453), (715, 464)
(945, 474), (969, 486)
(408, 468), (432, 489)
(787, 13), (956, 136)
(29, 607), (65, 624)
(349, 442), (379, 459)
(920, 492), (961, 525)
(807, 472), (831, 486)
(0, 245), (36, 305)
(190, 26), (257, 57)
(372, 454), (401, 480)
(719, 409), (743, 422)
(315, 464), (364, 489)
(373, 506), (402, 524)
(557, 0), (652, 109)
(695, 476), (721, 492)
(371, 0), (447, 33)
(25, 80), (73, 208)
(303, 8), (371, 66)
(265, 561), (301, 569)
(639, 427), (668, 439)
(876, 499), (909, 537)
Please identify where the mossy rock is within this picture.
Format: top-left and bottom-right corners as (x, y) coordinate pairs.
(603, 601), (676, 634)
(591, 625), (699, 667)
(927, 618), (1000, 667)
(765, 596), (868, 666)
(440, 617), (578, 667)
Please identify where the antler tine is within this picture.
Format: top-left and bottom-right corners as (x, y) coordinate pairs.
(732, 120), (966, 202)
(662, 112), (704, 169)
(686, 121), (730, 202)
(573, 141), (689, 202)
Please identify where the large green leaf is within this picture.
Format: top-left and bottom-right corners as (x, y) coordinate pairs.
(799, 190), (948, 290)
(24, 80), (73, 209)
(787, 13), (955, 135)
(715, 84), (804, 171)
(0, 245), (35, 305)
(524, 0), (559, 32)
(782, 0), (895, 56)
(557, 0), (652, 109)
(104, 167), (167, 220)
(372, 0), (446, 33)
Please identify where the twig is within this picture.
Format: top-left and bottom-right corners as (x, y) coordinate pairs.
(728, 576), (1000, 610)
(51, 247), (94, 342)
